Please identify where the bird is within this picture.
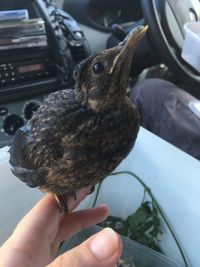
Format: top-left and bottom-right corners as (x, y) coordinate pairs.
(9, 26), (148, 212)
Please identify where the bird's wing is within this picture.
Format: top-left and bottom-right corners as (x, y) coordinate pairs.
(30, 89), (84, 144)
(9, 89), (85, 188)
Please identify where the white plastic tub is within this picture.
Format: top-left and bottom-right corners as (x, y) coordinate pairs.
(59, 225), (182, 267)
(181, 22), (200, 72)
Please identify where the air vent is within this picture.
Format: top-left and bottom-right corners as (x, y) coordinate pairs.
(69, 44), (87, 64)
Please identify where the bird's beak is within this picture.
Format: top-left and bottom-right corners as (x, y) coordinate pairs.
(109, 25), (148, 74)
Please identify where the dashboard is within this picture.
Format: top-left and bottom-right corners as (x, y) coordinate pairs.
(88, 5), (124, 28)
(0, 0), (90, 147)
(1, 0), (199, 148)
(63, 0), (142, 31)
(88, 0), (142, 29)
(0, 0), (157, 147)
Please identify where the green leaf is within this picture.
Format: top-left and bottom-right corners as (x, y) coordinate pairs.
(99, 196), (163, 254)
(141, 202), (152, 217)
(116, 221), (129, 236)
(127, 207), (148, 230)
(138, 221), (153, 233)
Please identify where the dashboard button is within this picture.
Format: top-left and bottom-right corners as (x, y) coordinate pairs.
(73, 31), (83, 39)
(3, 115), (24, 135)
(0, 107), (8, 116)
(24, 101), (40, 120)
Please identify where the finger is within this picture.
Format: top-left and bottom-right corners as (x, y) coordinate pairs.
(58, 204), (109, 241)
(14, 194), (62, 243)
(50, 204), (109, 256)
(0, 194), (62, 267)
(48, 228), (122, 267)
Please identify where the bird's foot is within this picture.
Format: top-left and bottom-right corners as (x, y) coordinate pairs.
(71, 191), (77, 200)
(89, 185), (95, 194)
(55, 194), (69, 214)
(55, 185), (95, 213)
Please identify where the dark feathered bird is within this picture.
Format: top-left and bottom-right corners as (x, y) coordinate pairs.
(9, 26), (148, 212)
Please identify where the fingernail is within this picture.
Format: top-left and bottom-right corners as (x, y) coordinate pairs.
(90, 228), (119, 259)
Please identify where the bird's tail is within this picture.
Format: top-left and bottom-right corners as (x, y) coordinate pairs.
(9, 125), (47, 188)
(11, 166), (46, 188)
(9, 125), (31, 167)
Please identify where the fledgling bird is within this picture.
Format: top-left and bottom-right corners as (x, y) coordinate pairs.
(9, 26), (148, 212)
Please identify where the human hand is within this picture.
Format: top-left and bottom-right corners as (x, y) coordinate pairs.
(0, 194), (122, 267)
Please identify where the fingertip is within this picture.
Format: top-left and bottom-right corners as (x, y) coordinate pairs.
(89, 227), (122, 260)
(95, 203), (110, 216)
(49, 227), (122, 267)
(96, 203), (109, 211)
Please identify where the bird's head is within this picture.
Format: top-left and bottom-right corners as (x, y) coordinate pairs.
(74, 25), (148, 112)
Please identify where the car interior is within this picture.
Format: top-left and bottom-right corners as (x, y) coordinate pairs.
(0, 1), (200, 266)
(0, 0), (199, 150)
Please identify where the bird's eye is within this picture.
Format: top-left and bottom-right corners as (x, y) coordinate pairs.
(92, 62), (105, 74)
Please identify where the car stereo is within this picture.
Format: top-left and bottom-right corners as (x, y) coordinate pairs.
(0, 47), (56, 87)
(0, 0), (90, 103)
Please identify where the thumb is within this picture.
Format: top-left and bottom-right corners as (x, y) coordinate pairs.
(48, 228), (122, 267)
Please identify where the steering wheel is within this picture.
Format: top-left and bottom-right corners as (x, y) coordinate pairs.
(141, 0), (200, 86)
